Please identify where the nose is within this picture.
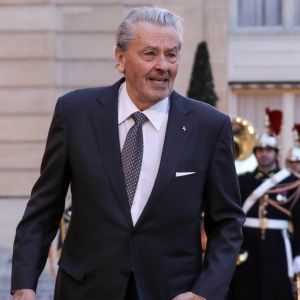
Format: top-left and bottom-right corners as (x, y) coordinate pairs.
(154, 54), (169, 72)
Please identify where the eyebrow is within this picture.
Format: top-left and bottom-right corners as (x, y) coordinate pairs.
(167, 47), (179, 52)
(142, 46), (179, 52)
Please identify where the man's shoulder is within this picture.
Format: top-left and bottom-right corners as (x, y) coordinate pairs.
(238, 170), (256, 182)
(282, 172), (300, 184)
(58, 79), (123, 107)
(172, 91), (228, 123)
(59, 86), (110, 104)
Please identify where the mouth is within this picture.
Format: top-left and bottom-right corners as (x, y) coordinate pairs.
(148, 76), (169, 83)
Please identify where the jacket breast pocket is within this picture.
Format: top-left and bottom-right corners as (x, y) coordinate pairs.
(173, 171), (202, 186)
(166, 171), (204, 207)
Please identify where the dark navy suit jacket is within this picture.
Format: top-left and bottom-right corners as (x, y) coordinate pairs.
(11, 79), (244, 300)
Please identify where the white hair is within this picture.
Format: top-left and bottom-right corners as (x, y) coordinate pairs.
(115, 6), (184, 52)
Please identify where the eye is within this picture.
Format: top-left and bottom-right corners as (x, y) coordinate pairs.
(145, 51), (155, 56)
(167, 52), (178, 62)
(142, 51), (156, 61)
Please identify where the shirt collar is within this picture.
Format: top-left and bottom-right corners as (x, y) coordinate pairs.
(254, 166), (280, 180)
(118, 82), (169, 132)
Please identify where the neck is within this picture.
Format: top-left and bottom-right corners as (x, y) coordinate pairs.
(258, 163), (277, 174)
(131, 99), (151, 111)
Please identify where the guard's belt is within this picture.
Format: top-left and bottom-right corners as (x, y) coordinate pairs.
(244, 217), (289, 229)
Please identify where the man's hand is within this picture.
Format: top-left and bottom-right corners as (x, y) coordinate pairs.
(172, 291), (206, 300)
(12, 289), (36, 300)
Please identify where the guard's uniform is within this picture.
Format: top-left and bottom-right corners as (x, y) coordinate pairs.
(57, 205), (72, 257)
(228, 167), (300, 300)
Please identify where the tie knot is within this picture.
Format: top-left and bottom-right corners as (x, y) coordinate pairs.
(131, 111), (148, 126)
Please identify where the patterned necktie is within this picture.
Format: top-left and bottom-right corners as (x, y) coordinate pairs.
(121, 112), (148, 207)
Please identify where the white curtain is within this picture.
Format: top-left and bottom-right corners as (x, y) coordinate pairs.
(238, 0), (282, 26)
(237, 94), (282, 135)
(295, 0), (300, 25)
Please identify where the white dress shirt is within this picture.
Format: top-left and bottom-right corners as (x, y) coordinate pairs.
(118, 82), (169, 225)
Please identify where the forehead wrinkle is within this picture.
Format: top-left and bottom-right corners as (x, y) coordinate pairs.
(139, 32), (177, 42)
(136, 37), (179, 53)
(131, 23), (179, 49)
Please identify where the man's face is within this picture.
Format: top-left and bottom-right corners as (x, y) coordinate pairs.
(255, 147), (278, 169)
(288, 161), (300, 173)
(115, 22), (180, 110)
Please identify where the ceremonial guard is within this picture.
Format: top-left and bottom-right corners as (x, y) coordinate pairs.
(286, 124), (300, 178)
(47, 205), (72, 276)
(228, 108), (300, 300)
(57, 205), (72, 257)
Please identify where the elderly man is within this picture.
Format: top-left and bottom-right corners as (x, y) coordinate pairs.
(11, 7), (244, 300)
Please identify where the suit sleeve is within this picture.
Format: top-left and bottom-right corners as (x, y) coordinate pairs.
(11, 98), (70, 292)
(191, 116), (245, 300)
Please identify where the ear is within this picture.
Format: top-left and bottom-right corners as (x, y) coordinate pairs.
(115, 47), (125, 74)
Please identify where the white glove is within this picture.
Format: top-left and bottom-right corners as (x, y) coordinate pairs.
(293, 255), (300, 274)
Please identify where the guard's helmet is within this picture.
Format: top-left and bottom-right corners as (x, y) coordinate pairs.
(254, 108), (282, 152)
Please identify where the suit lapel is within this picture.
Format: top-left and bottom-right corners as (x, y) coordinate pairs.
(90, 83), (193, 228)
(135, 91), (193, 227)
(91, 79), (133, 226)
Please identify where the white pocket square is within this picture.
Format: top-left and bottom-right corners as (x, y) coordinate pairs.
(175, 172), (196, 177)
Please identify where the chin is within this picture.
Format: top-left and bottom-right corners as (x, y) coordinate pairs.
(152, 90), (171, 100)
